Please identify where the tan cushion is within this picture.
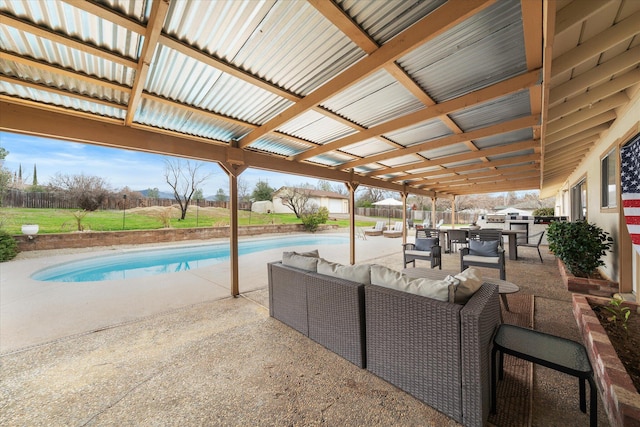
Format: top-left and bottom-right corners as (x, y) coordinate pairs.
(445, 267), (484, 304)
(317, 259), (371, 284)
(463, 254), (500, 264)
(370, 265), (449, 302)
(282, 252), (319, 271)
(404, 249), (432, 257)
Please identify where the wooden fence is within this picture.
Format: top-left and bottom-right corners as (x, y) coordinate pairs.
(1, 189), (251, 211)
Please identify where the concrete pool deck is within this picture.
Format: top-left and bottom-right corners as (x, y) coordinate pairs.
(0, 233), (612, 426)
(0, 231), (403, 353)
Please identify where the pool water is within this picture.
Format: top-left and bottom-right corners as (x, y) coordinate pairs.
(32, 235), (347, 282)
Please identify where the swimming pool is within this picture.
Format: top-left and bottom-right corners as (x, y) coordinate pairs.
(32, 235), (348, 282)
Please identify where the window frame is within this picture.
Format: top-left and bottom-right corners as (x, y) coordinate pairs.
(600, 146), (617, 210)
(571, 177), (587, 221)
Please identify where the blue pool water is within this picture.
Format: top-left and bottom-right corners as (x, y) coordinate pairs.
(32, 235), (347, 283)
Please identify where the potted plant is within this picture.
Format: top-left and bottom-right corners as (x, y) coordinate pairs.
(546, 220), (617, 294)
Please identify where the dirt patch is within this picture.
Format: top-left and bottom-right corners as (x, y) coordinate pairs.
(590, 302), (640, 393)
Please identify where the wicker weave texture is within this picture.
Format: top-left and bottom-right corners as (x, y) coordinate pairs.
(365, 284), (465, 423)
(306, 273), (366, 368)
(460, 283), (501, 427)
(268, 262), (309, 336)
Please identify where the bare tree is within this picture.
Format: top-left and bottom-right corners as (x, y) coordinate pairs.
(279, 187), (313, 218)
(49, 173), (111, 211)
(163, 158), (212, 220)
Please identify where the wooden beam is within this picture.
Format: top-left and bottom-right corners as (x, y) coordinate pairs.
(0, 51), (131, 93)
(546, 92), (627, 135)
(61, 0), (146, 34)
(554, 0), (609, 36)
(548, 69), (640, 121)
(292, 70), (541, 161)
(551, 10), (640, 78)
(0, 12), (137, 68)
(545, 123), (608, 145)
(393, 153), (539, 181)
(339, 115), (540, 170)
(238, 0), (496, 148)
(0, 101), (436, 197)
(366, 140), (538, 177)
(549, 45), (640, 105)
(545, 135), (597, 154)
(0, 75), (127, 110)
(125, 0), (170, 126)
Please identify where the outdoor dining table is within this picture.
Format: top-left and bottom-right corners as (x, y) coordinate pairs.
(402, 267), (520, 312)
(501, 229), (527, 261)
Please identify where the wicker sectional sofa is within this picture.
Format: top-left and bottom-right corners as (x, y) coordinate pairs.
(267, 259), (501, 427)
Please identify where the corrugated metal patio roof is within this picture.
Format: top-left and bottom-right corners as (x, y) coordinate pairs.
(0, 0), (638, 198)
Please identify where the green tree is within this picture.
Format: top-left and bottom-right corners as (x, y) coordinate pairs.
(32, 164), (38, 186)
(251, 180), (274, 201)
(146, 187), (160, 199)
(0, 147), (8, 160)
(193, 188), (204, 201)
(214, 188), (227, 202)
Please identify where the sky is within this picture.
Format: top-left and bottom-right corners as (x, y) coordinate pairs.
(0, 131), (320, 197)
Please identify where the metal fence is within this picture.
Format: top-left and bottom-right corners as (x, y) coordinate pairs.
(355, 207), (476, 225)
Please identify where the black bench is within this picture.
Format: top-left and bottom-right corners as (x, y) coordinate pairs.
(491, 324), (597, 427)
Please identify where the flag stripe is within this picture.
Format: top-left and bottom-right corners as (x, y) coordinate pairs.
(620, 133), (640, 255)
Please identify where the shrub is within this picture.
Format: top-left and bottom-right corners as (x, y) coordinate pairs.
(533, 207), (554, 216)
(0, 230), (19, 262)
(300, 206), (329, 233)
(546, 220), (613, 277)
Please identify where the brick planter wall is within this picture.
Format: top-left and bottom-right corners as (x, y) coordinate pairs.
(572, 294), (640, 427)
(559, 259), (618, 297)
(13, 224), (340, 252)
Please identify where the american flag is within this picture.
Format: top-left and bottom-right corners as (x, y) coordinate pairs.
(621, 133), (640, 255)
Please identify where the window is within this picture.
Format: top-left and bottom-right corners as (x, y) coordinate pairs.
(601, 148), (616, 208)
(571, 179), (586, 221)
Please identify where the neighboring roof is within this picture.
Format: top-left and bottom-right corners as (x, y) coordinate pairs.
(273, 187), (348, 200)
(0, 0), (637, 198)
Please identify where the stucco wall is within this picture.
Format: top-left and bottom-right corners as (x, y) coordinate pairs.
(555, 90), (640, 293)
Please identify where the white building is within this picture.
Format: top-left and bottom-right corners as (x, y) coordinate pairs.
(271, 187), (349, 214)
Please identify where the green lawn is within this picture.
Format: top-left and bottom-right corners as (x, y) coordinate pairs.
(0, 207), (382, 235)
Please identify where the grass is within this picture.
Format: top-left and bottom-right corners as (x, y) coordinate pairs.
(0, 207), (382, 234)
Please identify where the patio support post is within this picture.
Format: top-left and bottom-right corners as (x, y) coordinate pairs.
(219, 161), (247, 297)
(345, 181), (359, 265)
(432, 197), (437, 226)
(401, 189), (408, 243)
(451, 197), (456, 228)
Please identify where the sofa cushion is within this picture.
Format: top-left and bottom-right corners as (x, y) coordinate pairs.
(317, 258), (371, 284)
(445, 267), (484, 304)
(370, 265), (449, 301)
(415, 237), (438, 251)
(468, 240), (499, 257)
(404, 249), (431, 257)
(282, 251), (319, 271)
(293, 249), (320, 257)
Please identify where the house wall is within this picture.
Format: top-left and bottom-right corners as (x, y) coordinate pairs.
(272, 196), (347, 214)
(555, 88), (640, 297)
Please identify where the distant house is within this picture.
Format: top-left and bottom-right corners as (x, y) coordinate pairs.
(271, 187), (349, 214)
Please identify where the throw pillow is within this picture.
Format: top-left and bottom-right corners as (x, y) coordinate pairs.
(445, 267), (484, 304)
(293, 249), (319, 257)
(317, 259), (371, 284)
(370, 265), (449, 301)
(282, 251), (319, 271)
(414, 237), (438, 251)
(468, 240), (499, 257)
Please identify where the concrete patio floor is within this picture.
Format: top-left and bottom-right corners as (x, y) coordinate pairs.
(0, 232), (611, 426)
